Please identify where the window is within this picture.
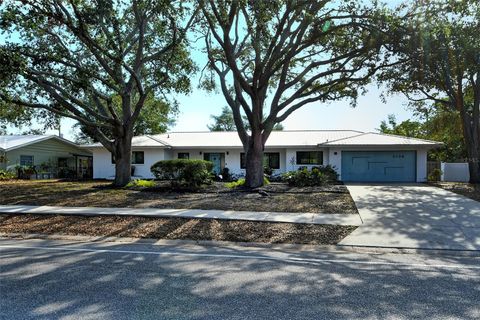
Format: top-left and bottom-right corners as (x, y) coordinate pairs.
(240, 152), (280, 169)
(20, 155), (34, 166)
(296, 151), (323, 165)
(111, 152), (145, 164)
(178, 152), (189, 159)
(264, 153), (280, 169)
(132, 151), (144, 164)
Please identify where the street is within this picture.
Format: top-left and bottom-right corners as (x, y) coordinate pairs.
(1, 238), (479, 320)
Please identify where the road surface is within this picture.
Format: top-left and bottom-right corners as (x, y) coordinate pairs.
(1, 237), (479, 319)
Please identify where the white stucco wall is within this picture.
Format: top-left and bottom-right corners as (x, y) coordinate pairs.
(172, 148), (286, 176)
(92, 148), (165, 179)
(416, 149), (428, 182)
(91, 145), (431, 182)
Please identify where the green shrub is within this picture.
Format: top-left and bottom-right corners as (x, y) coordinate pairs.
(225, 176), (270, 189)
(428, 168), (442, 182)
(313, 165), (339, 181)
(126, 179), (156, 188)
(282, 168), (329, 187)
(0, 169), (16, 180)
(151, 159), (214, 189)
(226, 178), (246, 189)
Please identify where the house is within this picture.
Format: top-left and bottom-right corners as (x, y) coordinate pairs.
(85, 130), (442, 182)
(0, 135), (93, 179)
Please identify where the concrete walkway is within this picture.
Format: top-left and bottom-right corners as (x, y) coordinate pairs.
(0, 205), (362, 226)
(339, 184), (480, 250)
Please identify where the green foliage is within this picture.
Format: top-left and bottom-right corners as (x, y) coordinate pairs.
(151, 159), (214, 189)
(74, 93), (178, 144)
(126, 179), (156, 189)
(379, 112), (466, 162)
(282, 167), (333, 187)
(377, 0), (479, 180)
(225, 178), (245, 189)
(0, 169), (16, 180)
(0, 0), (196, 186)
(208, 106), (284, 131)
(225, 176), (270, 189)
(428, 168), (443, 182)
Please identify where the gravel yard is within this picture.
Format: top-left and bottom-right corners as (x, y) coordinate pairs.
(0, 180), (358, 214)
(0, 214), (356, 245)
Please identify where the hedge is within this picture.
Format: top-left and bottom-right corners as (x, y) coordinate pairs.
(151, 159), (214, 189)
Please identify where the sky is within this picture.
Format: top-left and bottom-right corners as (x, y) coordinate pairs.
(3, 0), (416, 140)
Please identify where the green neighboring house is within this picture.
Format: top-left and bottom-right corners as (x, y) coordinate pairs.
(0, 135), (93, 179)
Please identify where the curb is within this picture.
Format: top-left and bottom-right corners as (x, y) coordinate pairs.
(2, 232), (479, 257)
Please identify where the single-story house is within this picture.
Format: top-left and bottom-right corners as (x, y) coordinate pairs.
(85, 130), (442, 183)
(0, 135), (93, 179)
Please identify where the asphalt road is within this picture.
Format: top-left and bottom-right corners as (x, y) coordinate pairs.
(1, 238), (479, 320)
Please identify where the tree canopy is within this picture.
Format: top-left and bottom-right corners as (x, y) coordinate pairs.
(208, 106), (283, 131)
(199, 0), (394, 187)
(378, 0), (480, 182)
(0, 0), (197, 186)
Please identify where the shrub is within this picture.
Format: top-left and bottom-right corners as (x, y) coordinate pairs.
(282, 168), (328, 187)
(225, 178), (245, 189)
(218, 167), (235, 182)
(428, 168), (442, 182)
(263, 165), (273, 176)
(126, 179), (156, 188)
(313, 165), (339, 181)
(225, 176), (270, 189)
(0, 169), (16, 180)
(151, 159), (214, 189)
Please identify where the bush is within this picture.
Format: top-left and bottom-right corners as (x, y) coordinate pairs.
(225, 176), (270, 189)
(0, 169), (16, 180)
(151, 159), (214, 189)
(282, 167), (329, 187)
(312, 165), (339, 181)
(126, 179), (156, 188)
(428, 168), (442, 182)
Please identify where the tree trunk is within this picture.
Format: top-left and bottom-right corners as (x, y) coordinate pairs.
(113, 134), (133, 187)
(466, 142), (480, 183)
(245, 132), (264, 188)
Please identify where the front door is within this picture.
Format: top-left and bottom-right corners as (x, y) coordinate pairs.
(204, 153), (222, 174)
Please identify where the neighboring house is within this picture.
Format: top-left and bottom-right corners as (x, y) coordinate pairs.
(85, 130), (442, 182)
(0, 135), (93, 179)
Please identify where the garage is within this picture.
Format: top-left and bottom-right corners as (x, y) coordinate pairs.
(341, 151), (416, 182)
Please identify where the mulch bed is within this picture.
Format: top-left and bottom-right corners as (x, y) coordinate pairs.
(429, 182), (480, 202)
(0, 180), (358, 214)
(0, 214), (357, 245)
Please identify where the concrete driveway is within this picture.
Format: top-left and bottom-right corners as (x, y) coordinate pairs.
(340, 184), (480, 251)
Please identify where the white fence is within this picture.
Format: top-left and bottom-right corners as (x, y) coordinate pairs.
(441, 162), (470, 182)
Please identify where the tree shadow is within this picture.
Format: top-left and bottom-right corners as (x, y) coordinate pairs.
(1, 239), (479, 319)
(343, 184), (480, 250)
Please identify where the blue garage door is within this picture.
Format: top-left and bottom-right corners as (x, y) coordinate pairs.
(341, 151), (416, 182)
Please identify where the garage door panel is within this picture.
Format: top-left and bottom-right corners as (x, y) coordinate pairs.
(342, 151), (416, 182)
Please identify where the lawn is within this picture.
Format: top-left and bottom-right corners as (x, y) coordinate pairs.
(429, 182), (480, 202)
(0, 179), (358, 214)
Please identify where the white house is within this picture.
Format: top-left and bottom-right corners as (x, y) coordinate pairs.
(84, 130), (442, 182)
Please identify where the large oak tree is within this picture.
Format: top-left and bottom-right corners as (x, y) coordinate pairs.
(378, 0), (480, 182)
(0, 0), (196, 186)
(199, 0), (396, 187)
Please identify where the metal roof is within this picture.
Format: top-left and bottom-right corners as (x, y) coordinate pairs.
(83, 130), (442, 149)
(0, 135), (83, 152)
(320, 132), (443, 147)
